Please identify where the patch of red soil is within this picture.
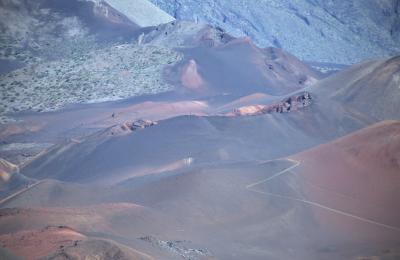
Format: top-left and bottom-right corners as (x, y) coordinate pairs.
(0, 226), (86, 260)
(292, 121), (400, 242)
(180, 59), (204, 89)
(0, 122), (43, 139)
(227, 92), (312, 116)
(0, 158), (18, 182)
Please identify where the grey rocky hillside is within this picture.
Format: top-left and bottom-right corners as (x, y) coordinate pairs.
(150, 0), (400, 64)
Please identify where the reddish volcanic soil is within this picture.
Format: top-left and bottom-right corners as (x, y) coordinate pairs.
(0, 225), (153, 260)
(0, 203), (173, 259)
(0, 203), (175, 237)
(180, 59), (205, 90)
(216, 92), (273, 112)
(0, 226), (87, 260)
(291, 120), (400, 243)
(0, 159), (17, 178)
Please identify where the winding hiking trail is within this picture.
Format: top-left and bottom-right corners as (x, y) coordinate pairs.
(245, 159), (400, 233)
(0, 180), (45, 207)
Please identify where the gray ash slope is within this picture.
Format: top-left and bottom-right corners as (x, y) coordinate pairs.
(150, 0), (400, 64)
(20, 55), (400, 184)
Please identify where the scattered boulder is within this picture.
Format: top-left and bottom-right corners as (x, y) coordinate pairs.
(107, 119), (158, 136)
(126, 119), (158, 131)
(139, 236), (210, 260)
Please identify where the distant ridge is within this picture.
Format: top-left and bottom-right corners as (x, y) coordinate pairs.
(150, 0), (400, 64)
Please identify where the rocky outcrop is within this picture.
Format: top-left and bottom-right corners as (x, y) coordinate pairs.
(230, 91), (312, 116)
(108, 119), (158, 136)
(122, 119), (158, 131)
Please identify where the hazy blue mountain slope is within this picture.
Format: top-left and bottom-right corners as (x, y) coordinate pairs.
(150, 0), (400, 64)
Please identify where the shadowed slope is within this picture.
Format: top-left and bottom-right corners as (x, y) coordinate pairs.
(311, 56), (400, 121)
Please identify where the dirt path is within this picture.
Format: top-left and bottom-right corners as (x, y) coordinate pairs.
(245, 159), (400, 232)
(246, 158), (300, 189)
(0, 180), (45, 207)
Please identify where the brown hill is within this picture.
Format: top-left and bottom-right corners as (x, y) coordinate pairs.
(0, 225), (152, 260)
(311, 56), (400, 121)
(290, 120), (400, 243)
(170, 37), (322, 96)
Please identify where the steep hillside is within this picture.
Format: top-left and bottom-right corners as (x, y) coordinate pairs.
(311, 56), (400, 121)
(169, 38), (321, 97)
(150, 0), (400, 64)
(0, 44), (182, 114)
(0, 0), (142, 71)
(290, 121), (400, 241)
